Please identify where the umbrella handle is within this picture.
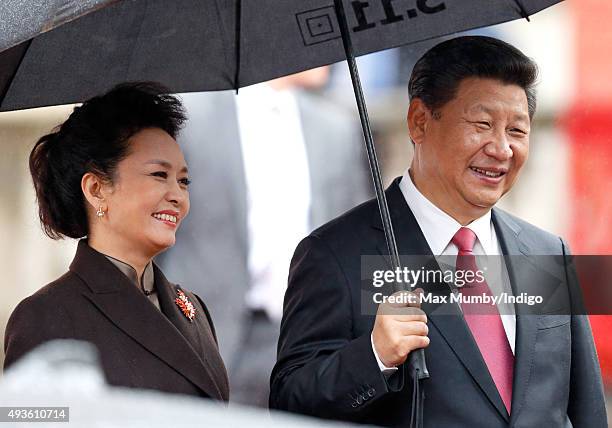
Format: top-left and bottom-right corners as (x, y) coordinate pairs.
(408, 345), (430, 380)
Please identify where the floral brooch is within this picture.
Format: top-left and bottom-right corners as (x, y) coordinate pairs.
(175, 290), (196, 322)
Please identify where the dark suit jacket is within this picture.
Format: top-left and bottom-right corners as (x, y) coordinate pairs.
(270, 178), (606, 427)
(4, 240), (229, 401)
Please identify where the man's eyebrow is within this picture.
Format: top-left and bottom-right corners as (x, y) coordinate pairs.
(512, 113), (530, 123)
(468, 104), (529, 122)
(468, 104), (494, 115)
(144, 159), (189, 173)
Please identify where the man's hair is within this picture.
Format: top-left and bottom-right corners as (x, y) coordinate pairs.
(408, 36), (538, 119)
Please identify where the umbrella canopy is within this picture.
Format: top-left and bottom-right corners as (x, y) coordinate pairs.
(0, 0), (116, 53)
(1, 0), (561, 111)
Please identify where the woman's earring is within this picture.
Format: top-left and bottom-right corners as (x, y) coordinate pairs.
(96, 206), (105, 217)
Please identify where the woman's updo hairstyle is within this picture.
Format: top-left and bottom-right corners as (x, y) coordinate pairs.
(29, 81), (187, 240)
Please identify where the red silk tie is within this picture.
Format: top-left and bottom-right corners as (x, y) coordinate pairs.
(452, 227), (514, 413)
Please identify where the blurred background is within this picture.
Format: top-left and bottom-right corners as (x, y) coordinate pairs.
(1, 0), (611, 422)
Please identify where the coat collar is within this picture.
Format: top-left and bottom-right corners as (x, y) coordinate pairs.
(397, 169), (495, 255)
(69, 240), (227, 400)
(103, 254), (155, 294)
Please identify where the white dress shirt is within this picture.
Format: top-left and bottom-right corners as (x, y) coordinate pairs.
(236, 84), (311, 321)
(372, 169), (516, 372)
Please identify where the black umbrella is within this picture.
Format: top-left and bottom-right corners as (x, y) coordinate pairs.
(0, 1), (563, 426)
(1, 0), (561, 110)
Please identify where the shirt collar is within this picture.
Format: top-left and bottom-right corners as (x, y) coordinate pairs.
(398, 169), (493, 255)
(104, 255), (155, 293)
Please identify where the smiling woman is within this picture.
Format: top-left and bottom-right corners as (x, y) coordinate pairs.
(2, 83), (229, 401)
(82, 127), (192, 266)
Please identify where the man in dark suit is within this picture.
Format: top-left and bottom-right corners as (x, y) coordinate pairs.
(269, 36), (607, 427)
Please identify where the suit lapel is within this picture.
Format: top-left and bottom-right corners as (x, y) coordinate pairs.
(155, 268), (201, 352)
(492, 210), (563, 423)
(155, 267), (228, 399)
(69, 240), (225, 400)
(373, 180), (509, 421)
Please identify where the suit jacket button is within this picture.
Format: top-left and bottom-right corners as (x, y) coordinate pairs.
(368, 388), (375, 397)
(360, 393), (368, 401)
(356, 396), (363, 405)
(351, 402), (358, 408)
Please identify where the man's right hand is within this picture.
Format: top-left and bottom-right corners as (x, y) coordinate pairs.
(372, 289), (430, 368)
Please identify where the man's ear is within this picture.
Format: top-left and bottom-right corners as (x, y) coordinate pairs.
(81, 172), (108, 213)
(407, 98), (432, 146)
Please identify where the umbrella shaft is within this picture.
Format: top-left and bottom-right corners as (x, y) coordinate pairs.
(333, 0), (401, 274)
